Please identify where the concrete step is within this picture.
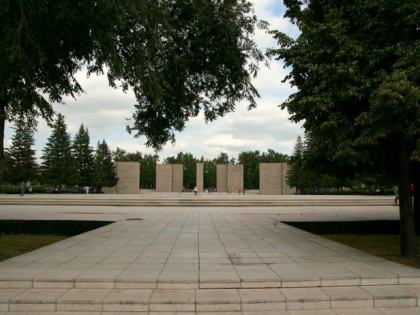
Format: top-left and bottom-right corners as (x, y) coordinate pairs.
(1, 285), (420, 313)
(2, 275), (420, 291)
(0, 195), (393, 207)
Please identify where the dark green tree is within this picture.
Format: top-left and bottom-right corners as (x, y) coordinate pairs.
(238, 150), (261, 189)
(214, 152), (236, 165)
(287, 136), (306, 192)
(140, 154), (159, 189)
(41, 114), (77, 189)
(6, 115), (37, 184)
(0, 0), (265, 184)
(261, 149), (289, 163)
(93, 140), (118, 192)
(73, 124), (94, 188)
(203, 158), (217, 190)
(270, 0), (420, 256)
(112, 147), (129, 162)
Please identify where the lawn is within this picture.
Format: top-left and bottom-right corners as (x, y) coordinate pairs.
(322, 234), (420, 269)
(0, 234), (67, 262)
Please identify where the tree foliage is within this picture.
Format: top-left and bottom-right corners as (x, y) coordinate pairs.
(41, 114), (77, 189)
(6, 115), (37, 184)
(269, 0), (420, 256)
(0, 0), (265, 184)
(93, 140), (118, 191)
(73, 124), (94, 187)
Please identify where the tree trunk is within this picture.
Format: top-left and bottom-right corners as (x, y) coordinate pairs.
(412, 161), (420, 235)
(398, 139), (417, 257)
(0, 100), (6, 187)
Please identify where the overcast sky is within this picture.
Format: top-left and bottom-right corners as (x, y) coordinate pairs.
(5, 0), (303, 162)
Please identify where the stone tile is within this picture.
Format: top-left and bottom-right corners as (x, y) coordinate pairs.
(234, 264), (280, 282)
(362, 285), (417, 308)
(320, 286), (374, 309)
(149, 289), (195, 312)
(280, 287), (330, 310)
(12, 288), (68, 303)
(0, 288), (26, 302)
(102, 288), (153, 312)
(377, 307), (420, 314)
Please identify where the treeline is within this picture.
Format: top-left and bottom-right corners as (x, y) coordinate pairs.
(4, 114), (392, 194)
(3, 115), (289, 192)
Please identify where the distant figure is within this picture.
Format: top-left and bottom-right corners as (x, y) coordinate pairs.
(394, 185), (399, 205)
(20, 181), (25, 196)
(194, 186), (198, 196)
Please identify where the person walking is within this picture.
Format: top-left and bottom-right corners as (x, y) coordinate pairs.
(20, 181), (25, 196)
(194, 186), (198, 196)
(394, 185), (399, 205)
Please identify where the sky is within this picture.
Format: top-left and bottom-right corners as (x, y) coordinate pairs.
(5, 0), (303, 163)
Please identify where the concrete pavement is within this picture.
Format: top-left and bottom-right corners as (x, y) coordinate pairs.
(0, 194), (419, 314)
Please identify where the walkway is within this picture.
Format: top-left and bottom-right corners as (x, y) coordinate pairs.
(0, 194), (419, 314)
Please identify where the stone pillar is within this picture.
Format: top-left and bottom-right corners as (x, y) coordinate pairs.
(172, 164), (184, 193)
(259, 163), (294, 195)
(216, 164), (228, 192)
(156, 164), (184, 192)
(228, 164), (244, 193)
(114, 162), (140, 194)
(196, 163), (204, 192)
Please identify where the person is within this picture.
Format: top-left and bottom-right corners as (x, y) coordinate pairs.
(394, 185), (399, 205)
(194, 186), (198, 196)
(20, 181), (25, 196)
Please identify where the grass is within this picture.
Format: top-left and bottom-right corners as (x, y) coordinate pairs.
(322, 234), (420, 269)
(0, 234), (67, 262)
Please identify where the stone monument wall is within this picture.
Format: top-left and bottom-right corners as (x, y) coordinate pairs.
(228, 164), (244, 193)
(196, 163), (204, 192)
(259, 163), (294, 195)
(216, 165), (228, 192)
(156, 164), (184, 192)
(172, 164), (184, 193)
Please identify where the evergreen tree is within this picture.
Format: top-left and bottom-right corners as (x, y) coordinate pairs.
(73, 124), (95, 188)
(93, 140), (118, 192)
(287, 136), (306, 192)
(6, 115), (37, 184)
(41, 114), (77, 189)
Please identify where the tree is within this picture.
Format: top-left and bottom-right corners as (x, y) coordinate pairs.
(140, 154), (159, 189)
(41, 114), (77, 189)
(73, 124), (94, 188)
(238, 150), (261, 189)
(6, 115), (37, 184)
(0, 1), (266, 185)
(93, 140), (118, 192)
(203, 158), (217, 190)
(287, 136), (306, 192)
(270, 0), (420, 256)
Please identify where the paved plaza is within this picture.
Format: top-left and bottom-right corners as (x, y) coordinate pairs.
(0, 194), (419, 314)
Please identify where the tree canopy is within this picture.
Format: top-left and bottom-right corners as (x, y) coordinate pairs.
(0, 0), (266, 184)
(269, 0), (420, 256)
